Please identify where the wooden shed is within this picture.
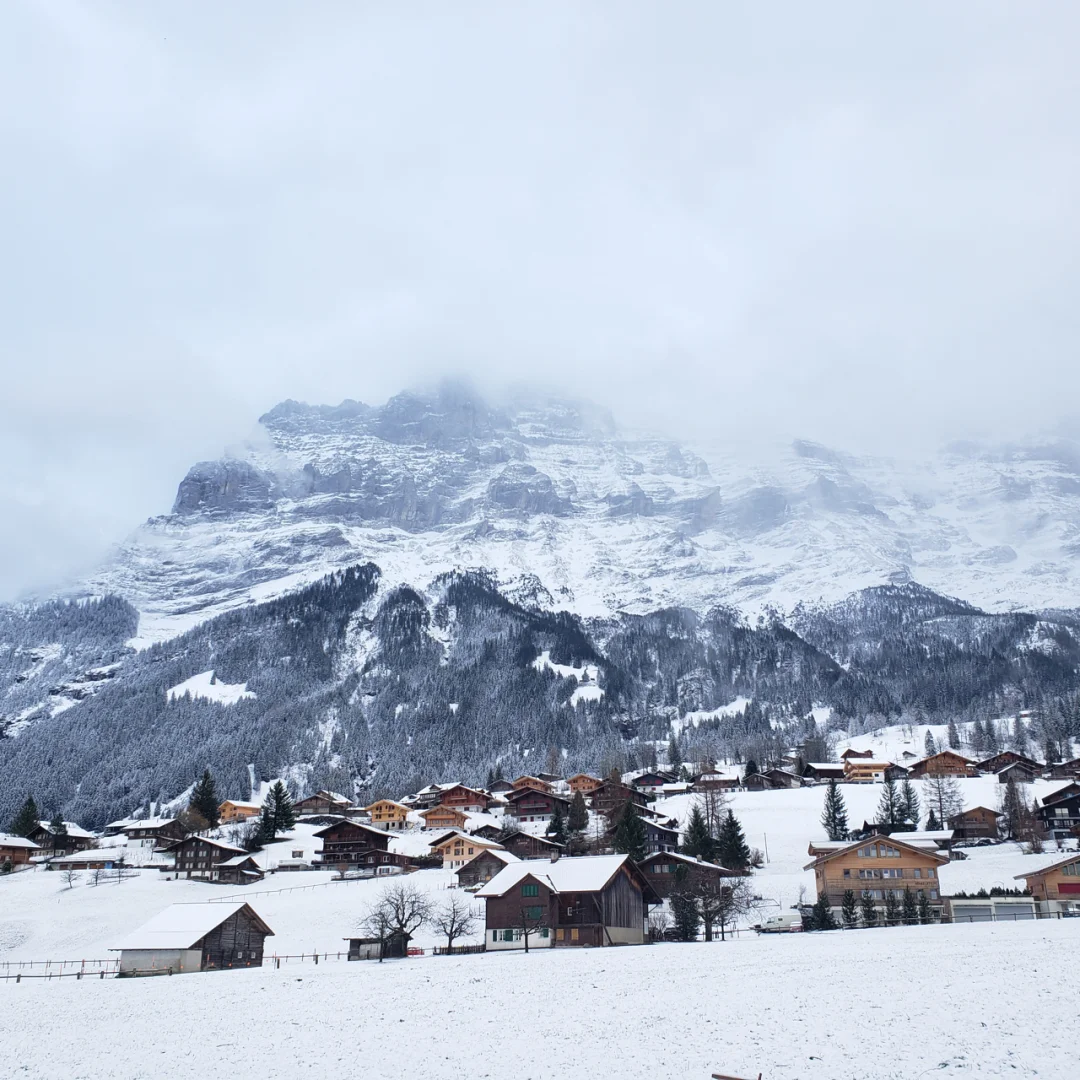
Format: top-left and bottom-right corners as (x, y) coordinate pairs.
(113, 902), (274, 976)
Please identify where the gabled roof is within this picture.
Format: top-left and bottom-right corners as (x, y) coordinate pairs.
(219, 800), (262, 810)
(948, 806), (1000, 820)
(505, 786), (570, 804)
(477, 854), (638, 898)
(455, 848), (520, 873)
(0, 833), (39, 850)
(113, 902), (273, 951)
(804, 834), (951, 871)
(163, 835), (245, 854)
(498, 829), (564, 848)
(638, 851), (734, 873)
(121, 817), (179, 831)
(297, 790), (352, 805)
(907, 750), (976, 769)
(429, 830), (504, 851)
(35, 821), (96, 839)
(218, 853), (260, 867)
(364, 799), (410, 812)
(312, 819), (388, 840)
(1043, 782), (1080, 805)
(418, 804), (467, 818)
(1013, 853), (1080, 880)
(975, 750), (1044, 771)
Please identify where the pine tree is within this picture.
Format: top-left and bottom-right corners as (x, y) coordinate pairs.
(670, 885), (700, 941)
(1011, 716), (1029, 755)
(612, 800), (647, 862)
(900, 780), (920, 828)
(9, 795), (39, 838)
(1000, 777), (1025, 841)
(716, 810), (752, 873)
(923, 729), (938, 757)
(667, 732), (681, 769)
(946, 719), (961, 750)
(743, 759), (759, 781)
(883, 891), (901, 927)
(547, 800), (568, 847)
(567, 791), (589, 838)
(841, 889), (858, 929)
(251, 804), (277, 849)
(810, 892), (837, 931)
(821, 779), (849, 841)
(860, 891), (878, 928)
(49, 811), (67, 835)
(917, 891), (933, 924)
(876, 776), (903, 831)
(902, 888), (918, 925)
(681, 804), (715, 862)
(267, 781), (296, 833)
(926, 807), (940, 831)
(189, 769), (220, 829)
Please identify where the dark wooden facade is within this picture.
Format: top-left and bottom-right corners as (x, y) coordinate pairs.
(506, 788), (570, 822)
(588, 781), (650, 818)
(638, 852), (736, 898)
(642, 818), (680, 854)
(498, 830), (564, 860)
(947, 806), (1000, 841)
(201, 907), (273, 970)
(26, 824), (94, 858)
(314, 819), (392, 867)
(123, 820), (187, 846)
(215, 855), (264, 885)
(456, 849), (514, 887)
(975, 750), (1044, 775)
(1039, 785), (1080, 838)
(167, 836), (247, 879)
(1045, 759), (1080, 781)
(294, 791), (354, 816)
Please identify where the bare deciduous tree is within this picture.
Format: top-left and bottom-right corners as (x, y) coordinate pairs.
(433, 892), (477, 952)
(360, 882), (432, 962)
(62, 866), (79, 890)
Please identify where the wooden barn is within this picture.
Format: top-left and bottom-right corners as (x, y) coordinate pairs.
(478, 854), (659, 949)
(114, 902), (273, 975)
(456, 848), (520, 887)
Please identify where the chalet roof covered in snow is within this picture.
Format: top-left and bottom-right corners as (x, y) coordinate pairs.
(113, 903), (274, 952)
(36, 821), (96, 840)
(477, 854), (633, 897)
(0, 833), (39, 849)
(120, 817), (179, 830)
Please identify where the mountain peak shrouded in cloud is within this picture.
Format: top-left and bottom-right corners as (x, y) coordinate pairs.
(2, 5), (1080, 598)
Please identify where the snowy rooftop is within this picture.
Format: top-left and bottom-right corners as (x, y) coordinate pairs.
(120, 817), (178, 830)
(36, 821), (96, 839)
(477, 854), (630, 897)
(0, 833), (39, 850)
(113, 903), (272, 951)
(48, 847), (127, 864)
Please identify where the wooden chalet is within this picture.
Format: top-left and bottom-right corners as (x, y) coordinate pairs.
(364, 800), (411, 831)
(947, 806), (1000, 841)
(642, 817), (680, 854)
(115, 902), (273, 975)
(215, 854), (264, 885)
(630, 770), (676, 792)
(1038, 783), (1080, 840)
(907, 750), (977, 779)
(294, 790), (354, 817)
(49, 848), (127, 870)
(804, 834), (949, 917)
(431, 785), (491, 813)
(505, 786), (571, 823)
(587, 780), (650, 818)
(691, 769), (741, 793)
(637, 851), (737, 898)
(0, 834), (38, 866)
(418, 805), (469, 831)
(165, 836), (247, 881)
(800, 762), (846, 782)
(840, 748), (875, 760)
(975, 750), (1044, 776)
(470, 823), (504, 842)
(313, 819), (393, 869)
(843, 759), (895, 783)
(488, 779), (515, 795)
(219, 800), (263, 825)
(1014, 853), (1080, 916)
(26, 821), (96, 858)
(511, 775), (554, 794)
(477, 853), (659, 949)
(566, 773), (603, 795)
(497, 830), (565, 860)
(455, 848), (521, 887)
(122, 818), (187, 847)
(998, 760), (1040, 784)
(1044, 758), (1080, 781)
(429, 831), (505, 869)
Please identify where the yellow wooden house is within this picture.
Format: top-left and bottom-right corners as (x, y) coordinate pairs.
(364, 800), (411, 831)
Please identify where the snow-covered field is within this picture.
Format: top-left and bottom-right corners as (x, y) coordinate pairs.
(3, 918), (1077, 1080)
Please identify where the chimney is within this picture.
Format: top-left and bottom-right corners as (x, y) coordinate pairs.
(550, 848), (560, 863)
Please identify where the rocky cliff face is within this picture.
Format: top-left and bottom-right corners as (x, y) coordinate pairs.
(72, 383), (1080, 646)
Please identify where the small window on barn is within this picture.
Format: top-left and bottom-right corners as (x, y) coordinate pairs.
(522, 883), (539, 897)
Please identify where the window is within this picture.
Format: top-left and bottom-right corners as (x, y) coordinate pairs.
(929, 890), (938, 900)
(858, 869), (879, 880)
(522, 883), (539, 897)
(843, 869), (851, 878)
(502, 929), (514, 942)
(882, 869), (903, 879)
(524, 906), (543, 920)
(570, 928), (579, 942)
(858, 846), (877, 858)
(912, 868), (922, 879)
(492, 931), (498, 942)
(540, 928), (549, 938)
(927, 869), (935, 879)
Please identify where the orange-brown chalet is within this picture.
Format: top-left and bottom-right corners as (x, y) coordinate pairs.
(805, 835), (949, 917)
(907, 750), (977, 779)
(1015, 853), (1080, 915)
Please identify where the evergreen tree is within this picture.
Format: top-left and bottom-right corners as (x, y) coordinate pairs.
(985, 720), (1000, 755)
(946, 719), (961, 750)
(266, 780), (296, 833)
(667, 732), (681, 770)
(1000, 777), (1026, 841)
(917, 892), (933, 924)
(612, 800), (647, 862)
(860, 891), (878, 928)
(189, 769), (220, 828)
(841, 889), (858, 929)
(876, 776), (903, 830)
(670, 888), (700, 941)
(567, 791), (589, 838)
(901, 888), (918, 925)
(681, 804), (716, 862)
(547, 800), (568, 847)
(9, 795), (39, 838)
(821, 779), (849, 841)
(923, 729), (938, 757)
(883, 891), (901, 926)
(1011, 716), (1029, 755)
(716, 810), (752, 873)
(810, 892), (837, 931)
(743, 759), (759, 781)
(49, 811), (67, 835)
(926, 807), (940, 831)
(900, 780), (920, 828)
(250, 804), (277, 849)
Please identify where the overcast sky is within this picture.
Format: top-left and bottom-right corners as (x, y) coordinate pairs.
(2, 2), (1079, 600)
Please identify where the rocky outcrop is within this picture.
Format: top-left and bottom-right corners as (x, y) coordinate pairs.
(172, 461), (277, 515)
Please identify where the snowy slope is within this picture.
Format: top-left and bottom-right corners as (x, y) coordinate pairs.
(58, 387), (1080, 645)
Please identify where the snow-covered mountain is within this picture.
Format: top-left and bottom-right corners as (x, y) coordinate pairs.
(77, 382), (1080, 644)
